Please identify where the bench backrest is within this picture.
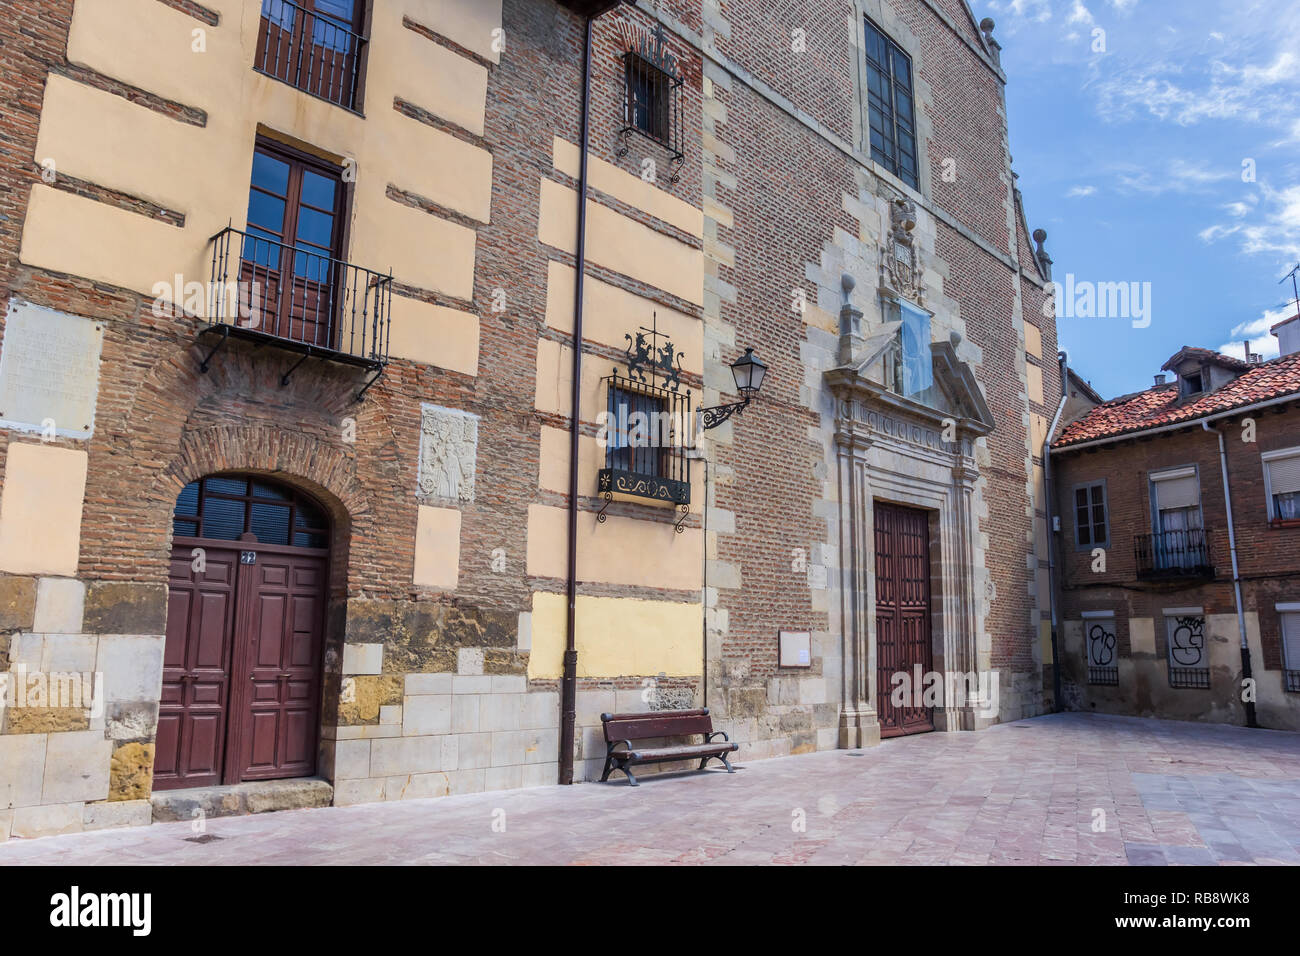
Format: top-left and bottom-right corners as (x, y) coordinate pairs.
(601, 709), (713, 742)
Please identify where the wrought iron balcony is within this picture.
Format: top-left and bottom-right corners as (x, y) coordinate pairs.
(201, 226), (391, 395)
(1134, 529), (1214, 581)
(256, 0), (367, 111)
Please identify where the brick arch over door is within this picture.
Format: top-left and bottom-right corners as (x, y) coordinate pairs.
(155, 423), (370, 600)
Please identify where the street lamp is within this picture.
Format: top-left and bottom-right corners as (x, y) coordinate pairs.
(700, 347), (768, 429)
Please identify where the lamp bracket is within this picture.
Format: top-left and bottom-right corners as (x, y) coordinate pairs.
(699, 397), (750, 430)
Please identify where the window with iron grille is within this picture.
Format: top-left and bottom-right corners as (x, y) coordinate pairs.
(1281, 606), (1300, 693)
(1073, 481), (1109, 550)
(1263, 447), (1300, 524)
(619, 44), (684, 182)
(598, 375), (691, 508)
(864, 18), (919, 189)
(1164, 612), (1210, 689)
(1083, 613), (1119, 685)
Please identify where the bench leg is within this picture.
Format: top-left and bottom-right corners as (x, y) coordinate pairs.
(600, 754), (614, 782)
(623, 764), (639, 786)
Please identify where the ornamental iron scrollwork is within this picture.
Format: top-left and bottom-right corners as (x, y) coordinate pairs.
(623, 314), (684, 392)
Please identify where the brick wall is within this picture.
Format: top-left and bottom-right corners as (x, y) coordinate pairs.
(1053, 402), (1300, 728)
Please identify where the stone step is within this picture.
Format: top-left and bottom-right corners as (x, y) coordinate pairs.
(150, 777), (333, 823)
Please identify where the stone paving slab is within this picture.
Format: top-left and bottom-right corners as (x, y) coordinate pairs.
(1, 712), (1298, 866)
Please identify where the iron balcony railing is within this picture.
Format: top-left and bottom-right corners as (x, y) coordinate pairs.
(1134, 528), (1214, 580)
(256, 0), (367, 111)
(207, 225), (391, 369)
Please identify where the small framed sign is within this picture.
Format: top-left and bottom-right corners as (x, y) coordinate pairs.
(778, 630), (812, 668)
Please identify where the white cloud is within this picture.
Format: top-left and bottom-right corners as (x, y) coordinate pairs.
(1066, 185), (1097, 197)
(1200, 183), (1300, 261)
(1067, 1), (1095, 25)
(1219, 305), (1296, 360)
(1115, 159), (1236, 195)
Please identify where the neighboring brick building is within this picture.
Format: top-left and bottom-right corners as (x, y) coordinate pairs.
(1051, 333), (1300, 731)
(0, 0), (1057, 840)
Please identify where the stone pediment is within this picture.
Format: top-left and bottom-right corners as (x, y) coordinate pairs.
(825, 338), (995, 439)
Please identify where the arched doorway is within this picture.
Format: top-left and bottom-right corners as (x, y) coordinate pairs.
(154, 474), (331, 791)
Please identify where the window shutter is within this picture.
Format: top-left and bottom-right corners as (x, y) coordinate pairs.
(1267, 453), (1300, 496)
(1153, 473), (1199, 510)
(1283, 613), (1300, 671)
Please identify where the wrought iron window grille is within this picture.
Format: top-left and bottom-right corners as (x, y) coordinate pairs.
(1286, 670), (1300, 694)
(617, 24), (684, 183)
(200, 224), (392, 402)
(255, 0), (368, 112)
(1086, 620), (1118, 686)
(1166, 616), (1210, 689)
(596, 317), (693, 532)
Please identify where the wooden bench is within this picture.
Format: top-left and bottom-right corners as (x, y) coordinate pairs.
(600, 708), (738, 786)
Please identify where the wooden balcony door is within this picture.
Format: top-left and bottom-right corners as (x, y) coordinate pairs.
(256, 0), (362, 107)
(874, 501), (935, 737)
(240, 140), (344, 350)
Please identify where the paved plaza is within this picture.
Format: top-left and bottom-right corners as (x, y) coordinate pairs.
(2, 713), (1297, 866)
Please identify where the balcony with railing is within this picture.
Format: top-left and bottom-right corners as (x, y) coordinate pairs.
(1134, 528), (1214, 581)
(255, 0), (367, 111)
(200, 226), (391, 395)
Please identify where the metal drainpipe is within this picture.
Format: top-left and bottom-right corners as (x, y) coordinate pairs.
(559, 13), (597, 787)
(1043, 351), (1068, 712)
(1203, 420), (1259, 728)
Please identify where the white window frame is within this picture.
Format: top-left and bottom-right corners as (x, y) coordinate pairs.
(1261, 446), (1300, 522)
(1278, 602), (1300, 676)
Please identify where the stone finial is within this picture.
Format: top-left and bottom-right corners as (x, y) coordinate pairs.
(838, 273), (864, 366)
(1032, 228), (1053, 281)
(979, 17), (1002, 66)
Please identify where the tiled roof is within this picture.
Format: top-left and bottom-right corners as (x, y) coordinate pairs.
(1160, 345), (1250, 372)
(1053, 351), (1300, 449)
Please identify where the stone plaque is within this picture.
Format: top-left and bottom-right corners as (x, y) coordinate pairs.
(417, 403), (479, 503)
(0, 299), (104, 439)
(779, 630), (812, 668)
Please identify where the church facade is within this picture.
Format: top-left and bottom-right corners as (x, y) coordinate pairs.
(0, 0), (1057, 840)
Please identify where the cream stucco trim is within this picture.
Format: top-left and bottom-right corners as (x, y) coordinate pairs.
(0, 443), (89, 576)
(552, 136), (704, 239)
(528, 591), (702, 679)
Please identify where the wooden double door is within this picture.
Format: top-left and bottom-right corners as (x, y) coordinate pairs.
(154, 541), (328, 790)
(874, 501), (935, 738)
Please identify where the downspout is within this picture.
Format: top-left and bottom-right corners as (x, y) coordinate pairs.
(559, 13), (596, 787)
(1043, 350), (1068, 712)
(1202, 420), (1259, 728)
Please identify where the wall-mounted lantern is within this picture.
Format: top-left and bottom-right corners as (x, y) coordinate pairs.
(700, 348), (767, 429)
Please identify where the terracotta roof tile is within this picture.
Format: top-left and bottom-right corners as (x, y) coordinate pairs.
(1053, 351), (1300, 449)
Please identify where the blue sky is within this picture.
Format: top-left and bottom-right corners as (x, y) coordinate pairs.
(969, 0), (1300, 398)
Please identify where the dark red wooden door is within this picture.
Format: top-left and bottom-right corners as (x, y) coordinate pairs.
(158, 542), (326, 790)
(229, 551), (328, 781)
(874, 501), (934, 737)
(155, 546), (241, 790)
